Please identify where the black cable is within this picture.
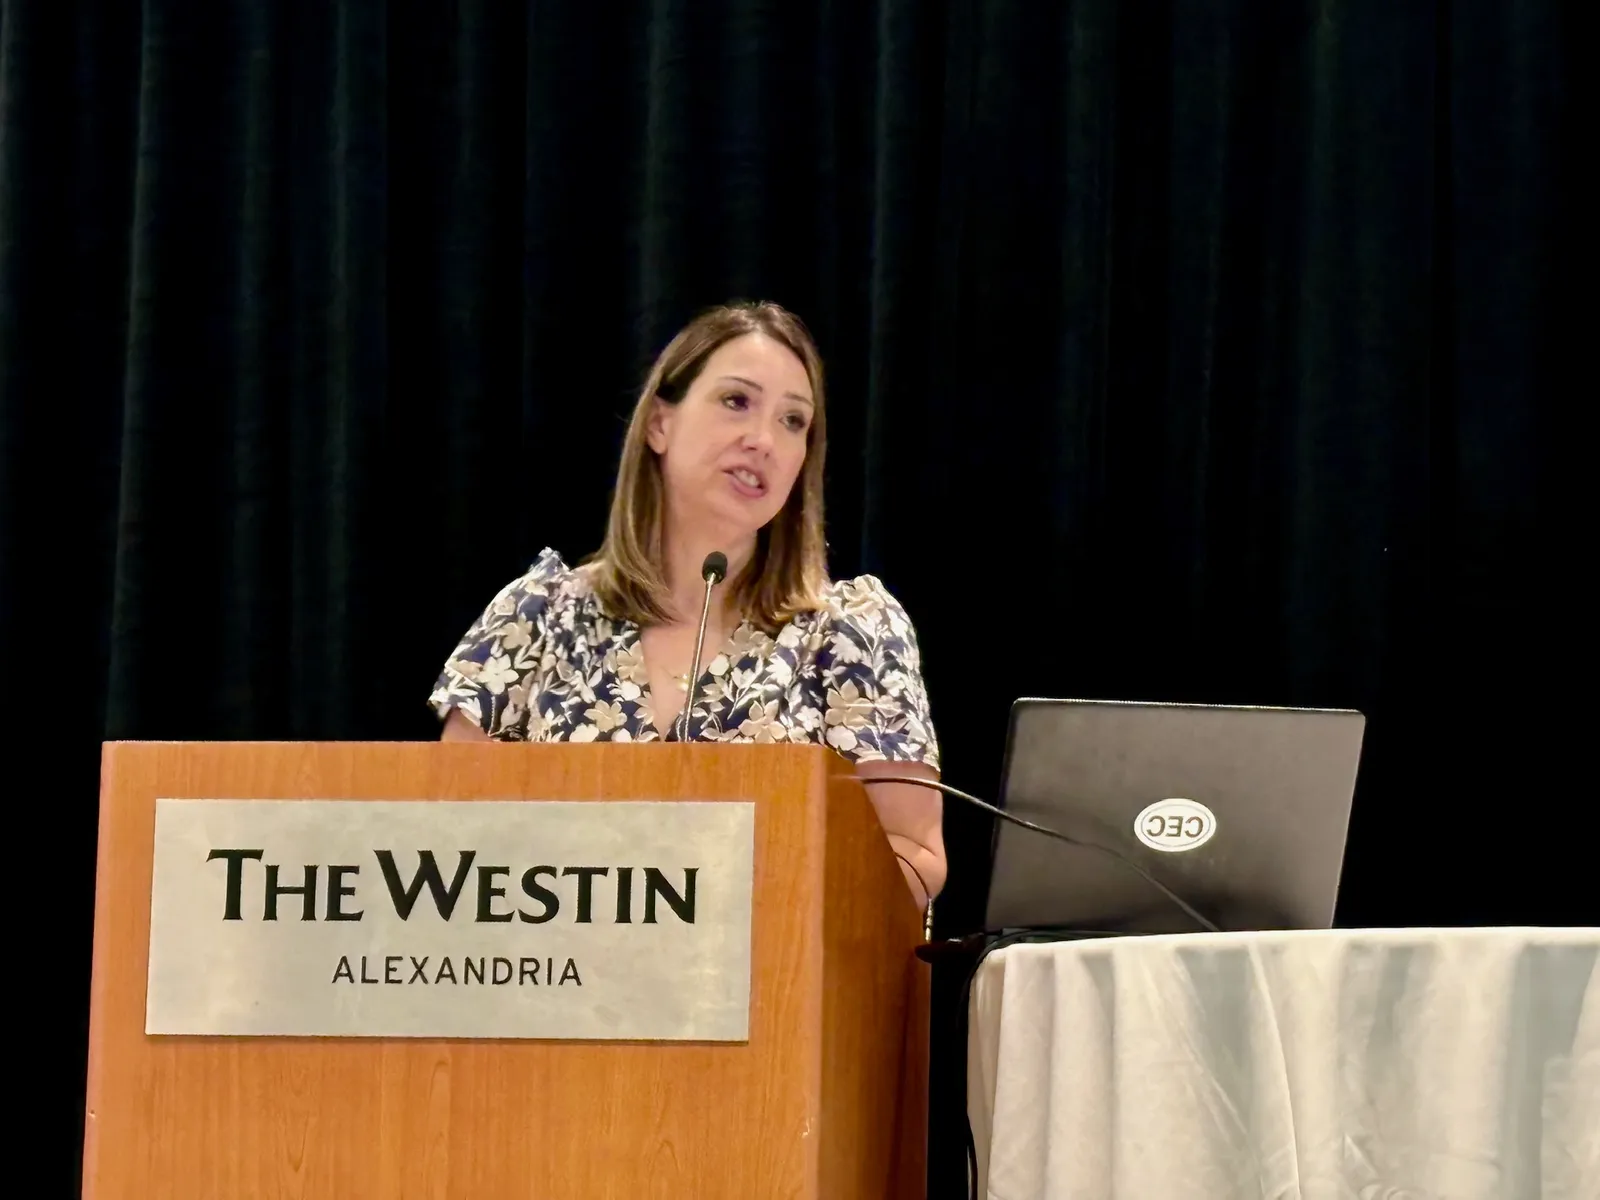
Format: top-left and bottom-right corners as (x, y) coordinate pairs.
(891, 850), (936, 941)
(854, 774), (1221, 935)
(965, 1115), (979, 1200)
(951, 926), (1121, 1200)
(960, 931), (1043, 1200)
(862, 773), (1221, 1197)
(891, 850), (931, 908)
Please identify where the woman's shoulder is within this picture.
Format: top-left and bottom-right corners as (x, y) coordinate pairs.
(523, 547), (583, 591)
(814, 572), (918, 634)
(770, 572), (924, 662)
(482, 548), (599, 619)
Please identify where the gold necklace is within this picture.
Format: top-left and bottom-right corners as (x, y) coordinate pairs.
(656, 617), (739, 693)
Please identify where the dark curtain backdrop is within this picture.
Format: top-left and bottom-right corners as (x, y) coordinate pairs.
(1, 0), (1585, 1192)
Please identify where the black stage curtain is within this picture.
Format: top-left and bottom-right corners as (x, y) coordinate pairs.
(1, 2), (1583, 1192)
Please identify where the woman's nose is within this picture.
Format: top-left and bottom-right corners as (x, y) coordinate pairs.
(742, 420), (775, 453)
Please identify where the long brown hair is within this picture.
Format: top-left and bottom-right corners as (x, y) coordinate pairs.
(585, 301), (830, 630)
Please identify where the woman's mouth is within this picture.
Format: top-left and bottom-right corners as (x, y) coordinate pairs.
(725, 467), (767, 498)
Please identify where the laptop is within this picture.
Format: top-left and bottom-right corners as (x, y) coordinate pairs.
(983, 698), (1367, 934)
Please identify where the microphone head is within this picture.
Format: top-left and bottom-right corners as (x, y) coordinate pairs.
(701, 552), (729, 583)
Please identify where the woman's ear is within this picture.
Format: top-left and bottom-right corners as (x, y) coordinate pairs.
(645, 396), (673, 454)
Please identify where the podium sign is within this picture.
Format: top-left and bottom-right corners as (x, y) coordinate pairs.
(146, 798), (756, 1041)
(87, 744), (928, 1200)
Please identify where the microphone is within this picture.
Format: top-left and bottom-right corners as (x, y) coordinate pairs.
(678, 551), (728, 741)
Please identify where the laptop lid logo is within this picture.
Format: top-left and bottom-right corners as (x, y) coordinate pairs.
(1134, 799), (1217, 853)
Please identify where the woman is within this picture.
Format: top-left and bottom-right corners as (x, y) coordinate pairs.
(429, 301), (946, 904)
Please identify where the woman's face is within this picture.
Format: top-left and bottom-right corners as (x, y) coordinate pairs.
(647, 333), (814, 542)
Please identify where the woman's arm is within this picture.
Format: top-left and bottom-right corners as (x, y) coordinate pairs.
(855, 758), (947, 905)
(440, 707), (490, 741)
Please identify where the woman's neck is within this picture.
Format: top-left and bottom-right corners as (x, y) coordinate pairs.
(660, 520), (754, 627)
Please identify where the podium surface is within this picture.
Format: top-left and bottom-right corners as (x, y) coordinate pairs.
(84, 742), (928, 1199)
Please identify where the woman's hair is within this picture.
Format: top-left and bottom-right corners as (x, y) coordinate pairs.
(586, 300), (829, 630)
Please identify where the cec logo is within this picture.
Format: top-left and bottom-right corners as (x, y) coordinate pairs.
(1133, 798), (1217, 853)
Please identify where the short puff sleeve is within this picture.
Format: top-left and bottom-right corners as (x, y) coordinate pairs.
(428, 550), (564, 739)
(817, 576), (940, 770)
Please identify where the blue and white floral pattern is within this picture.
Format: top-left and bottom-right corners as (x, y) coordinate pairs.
(429, 549), (939, 767)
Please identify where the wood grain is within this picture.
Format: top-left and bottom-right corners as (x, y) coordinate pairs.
(818, 754), (928, 1200)
(82, 742), (927, 1199)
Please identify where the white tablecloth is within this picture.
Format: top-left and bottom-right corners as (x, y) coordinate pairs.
(967, 928), (1600, 1200)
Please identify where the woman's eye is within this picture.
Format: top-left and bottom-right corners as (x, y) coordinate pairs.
(722, 391), (749, 410)
(784, 413), (809, 433)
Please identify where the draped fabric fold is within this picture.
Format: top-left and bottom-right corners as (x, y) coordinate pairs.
(969, 931), (1600, 1199)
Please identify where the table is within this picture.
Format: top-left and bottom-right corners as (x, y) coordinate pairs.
(967, 927), (1600, 1199)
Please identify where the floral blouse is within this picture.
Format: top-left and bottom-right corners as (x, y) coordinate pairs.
(429, 548), (940, 768)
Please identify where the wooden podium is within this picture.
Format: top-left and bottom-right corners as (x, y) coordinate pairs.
(83, 742), (929, 1199)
